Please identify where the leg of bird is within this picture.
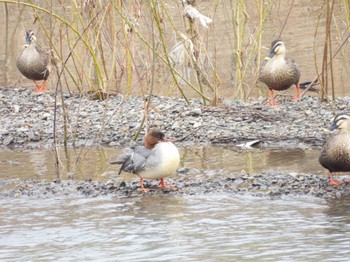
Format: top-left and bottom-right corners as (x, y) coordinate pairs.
(138, 177), (150, 192)
(291, 83), (301, 101)
(33, 81), (41, 91)
(33, 80), (47, 92)
(267, 89), (279, 106)
(158, 178), (174, 189)
(328, 172), (343, 186)
(38, 80), (47, 92)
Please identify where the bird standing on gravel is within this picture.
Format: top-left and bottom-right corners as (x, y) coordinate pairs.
(110, 129), (180, 191)
(259, 40), (301, 106)
(16, 30), (50, 92)
(319, 113), (350, 185)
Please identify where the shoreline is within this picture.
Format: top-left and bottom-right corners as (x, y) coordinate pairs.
(2, 87), (350, 199)
(2, 171), (350, 200)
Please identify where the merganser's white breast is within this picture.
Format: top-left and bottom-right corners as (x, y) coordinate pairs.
(112, 141), (180, 180)
(140, 142), (180, 179)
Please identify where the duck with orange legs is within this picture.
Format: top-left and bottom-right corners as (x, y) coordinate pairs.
(110, 129), (180, 191)
(16, 30), (50, 92)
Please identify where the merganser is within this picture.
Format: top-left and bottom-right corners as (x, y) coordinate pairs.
(110, 129), (180, 191)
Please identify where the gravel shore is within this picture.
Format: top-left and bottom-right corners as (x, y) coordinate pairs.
(0, 87), (347, 149)
(2, 87), (350, 199)
(2, 171), (350, 200)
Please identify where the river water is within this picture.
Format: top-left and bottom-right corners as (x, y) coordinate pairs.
(1, 189), (350, 261)
(1, 147), (350, 261)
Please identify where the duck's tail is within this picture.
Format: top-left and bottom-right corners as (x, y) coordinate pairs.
(299, 81), (319, 93)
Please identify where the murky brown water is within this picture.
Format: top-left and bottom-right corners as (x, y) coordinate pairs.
(1, 147), (350, 260)
(0, 146), (324, 181)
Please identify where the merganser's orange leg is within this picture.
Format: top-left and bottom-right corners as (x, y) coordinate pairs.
(328, 172), (343, 186)
(291, 83), (301, 101)
(158, 178), (174, 189)
(265, 89), (279, 106)
(138, 177), (150, 192)
(33, 80), (47, 92)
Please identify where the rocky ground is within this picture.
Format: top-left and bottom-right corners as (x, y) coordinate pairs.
(1, 86), (350, 199)
(1, 87), (347, 149)
(2, 171), (350, 200)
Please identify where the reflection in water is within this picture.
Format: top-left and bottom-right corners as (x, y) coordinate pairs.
(29, 150), (48, 177)
(0, 146), (325, 181)
(0, 195), (349, 261)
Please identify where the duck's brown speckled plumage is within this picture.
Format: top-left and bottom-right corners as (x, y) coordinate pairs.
(319, 114), (350, 185)
(259, 40), (301, 105)
(16, 30), (49, 91)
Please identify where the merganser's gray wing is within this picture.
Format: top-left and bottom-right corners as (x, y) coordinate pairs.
(110, 146), (153, 175)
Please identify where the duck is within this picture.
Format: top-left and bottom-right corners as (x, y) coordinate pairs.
(258, 40), (301, 106)
(16, 30), (50, 92)
(319, 113), (350, 185)
(110, 129), (180, 191)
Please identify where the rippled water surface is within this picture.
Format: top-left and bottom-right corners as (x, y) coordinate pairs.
(1, 195), (350, 261)
(1, 147), (350, 260)
(0, 146), (325, 181)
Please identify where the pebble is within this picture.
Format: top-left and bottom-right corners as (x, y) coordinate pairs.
(192, 108), (202, 115)
(13, 105), (20, 113)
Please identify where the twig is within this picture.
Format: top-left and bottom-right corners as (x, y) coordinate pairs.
(277, 0), (294, 39)
(301, 31), (350, 97)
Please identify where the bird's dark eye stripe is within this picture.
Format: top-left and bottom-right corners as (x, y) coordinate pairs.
(334, 115), (350, 125)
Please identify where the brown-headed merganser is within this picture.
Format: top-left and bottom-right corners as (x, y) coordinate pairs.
(111, 129), (180, 191)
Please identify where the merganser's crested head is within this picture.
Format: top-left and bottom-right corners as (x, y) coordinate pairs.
(329, 114), (350, 131)
(268, 39), (286, 58)
(144, 129), (166, 149)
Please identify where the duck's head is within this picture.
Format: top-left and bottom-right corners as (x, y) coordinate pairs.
(144, 129), (166, 149)
(267, 39), (286, 59)
(329, 114), (350, 131)
(24, 30), (36, 46)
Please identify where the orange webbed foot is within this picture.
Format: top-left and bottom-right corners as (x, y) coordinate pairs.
(328, 173), (345, 186)
(137, 186), (151, 192)
(291, 96), (301, 102)
(33, 80), (47, 92)
(265, 89), (279, 106)
(329, 179), (344, 186)
(158, 178), (174, 189)
(264, 100), (279, 106)
(138, 177), (151, 192)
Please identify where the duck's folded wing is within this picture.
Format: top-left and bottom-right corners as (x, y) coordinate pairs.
(110, 146), (152, 175)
